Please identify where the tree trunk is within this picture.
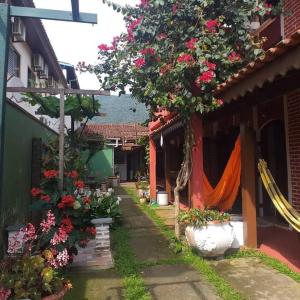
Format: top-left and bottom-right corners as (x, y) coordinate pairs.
(174, 122), (193, 239)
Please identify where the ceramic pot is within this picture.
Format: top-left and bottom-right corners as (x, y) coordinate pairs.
(185, 222), (235, 257)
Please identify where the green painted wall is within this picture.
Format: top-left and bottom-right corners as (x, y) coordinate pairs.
(0, 101), (56, 250)
(86, 147), (113, 181)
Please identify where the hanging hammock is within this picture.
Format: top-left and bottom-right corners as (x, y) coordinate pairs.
(258, 159), (300, 233)
(204, 137), (241, 210)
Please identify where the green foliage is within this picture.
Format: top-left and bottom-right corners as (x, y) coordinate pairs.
(84, 0), (281, 118)
(22, 93), (100, 121)
(0, 255), (68, 299)
(179, 208), (230, 227)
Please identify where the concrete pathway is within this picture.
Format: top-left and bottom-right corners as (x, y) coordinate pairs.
(117, 186), (222, 300)
(210, 257), (300, 300)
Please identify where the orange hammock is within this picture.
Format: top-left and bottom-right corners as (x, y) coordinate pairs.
(203, 137), (241, 211)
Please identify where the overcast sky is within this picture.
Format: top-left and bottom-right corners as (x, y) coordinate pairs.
(34, 0), (139, 89)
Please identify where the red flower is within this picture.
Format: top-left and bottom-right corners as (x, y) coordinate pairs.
(44, 170), (59, 179)
(97, 44), (111, 51)
(68, 170), (78, 179)
(205, 19), (219, 32)
(185, 38), (198, 50)
(228, 51), (241, 62)
(140, 47), (156, 56)
(58, 195), (75, 209)
(31, 187), (42, 197)
(41, 194), (51, 203)
(177, 53), (194, 64)
(196, 70), (215, 86)
(86, 226), (96, 236)
(74, 180), (85, 189)
(203, 61), (216, 70)
(134, 58), (146, 68)
(61, 217), (74, 234)
(83, 196), (91, 205)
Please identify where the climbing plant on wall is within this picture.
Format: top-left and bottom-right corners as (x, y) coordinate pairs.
(81, 0), (281, 237)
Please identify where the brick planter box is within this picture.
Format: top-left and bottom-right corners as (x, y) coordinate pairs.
(72, 218), (114, 269)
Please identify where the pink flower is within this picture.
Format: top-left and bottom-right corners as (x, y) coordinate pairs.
(31, 187), (42, 197)
(228, 51), (241, 62)
(51, 249), (70, 268)
(172, 4), (178, 14)
(196, 70), (215, 86)
(134, 58), (146, 68)
(156, 33), (167, 41)
(127, 16), (143, 42)
(40, 210), (56, 233)
(139, 0), (149, 8)
(23, 223), (37, 242)
(203, 61), (216, 70)
(216, 99), (224, 106)
(177, 53), (194, 64)
(0, 288), (11, 300)
(140, 47), (156, 55)
(185, 38), (198, 50)
(50, 227), (68, 246)
(205, 19), (219, 32)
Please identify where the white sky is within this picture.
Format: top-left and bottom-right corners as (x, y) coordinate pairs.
(34, 0), (139, 89)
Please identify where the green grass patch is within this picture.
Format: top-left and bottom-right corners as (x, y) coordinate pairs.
(123, 186), (245, 300)
(112, 226), (151, 300)
(226, 248), (300, 282)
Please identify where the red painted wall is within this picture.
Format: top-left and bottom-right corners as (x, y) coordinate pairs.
(286, 91), (300, 212)
(284, 0), (300, 37)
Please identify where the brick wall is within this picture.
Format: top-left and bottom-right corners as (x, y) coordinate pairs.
(284, 0), (300, 37)
(286, 91), (300, 212)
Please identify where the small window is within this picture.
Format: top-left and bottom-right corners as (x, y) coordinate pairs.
(7, 46), (20, 78)
(27, 68), (36, 87)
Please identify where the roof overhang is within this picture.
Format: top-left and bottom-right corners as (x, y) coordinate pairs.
(215, 30), (300, 103)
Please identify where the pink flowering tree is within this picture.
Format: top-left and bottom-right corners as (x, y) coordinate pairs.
(81, 0), (280, 237)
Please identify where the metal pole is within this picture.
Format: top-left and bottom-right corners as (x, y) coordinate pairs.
(58, 90), (65, 191)
(0, 3), (10, 215)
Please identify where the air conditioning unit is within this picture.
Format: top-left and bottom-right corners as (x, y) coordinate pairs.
(39, 64), (49, 79)
(12, 17), (26, 42)
(33, 54), (44, 71)
(47, 76), (56, 88)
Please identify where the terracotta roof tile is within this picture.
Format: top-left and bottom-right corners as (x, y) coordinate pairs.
(215, 29), (300, 96)
(83, 123), (148, 139)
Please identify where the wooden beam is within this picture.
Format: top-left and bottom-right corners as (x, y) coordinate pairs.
(149, 138), (157, 200)
(7, 87), (110, 96)
(58, 90), (65, 191)
(10, 6), (97, 24)
(240, 119), (257, 248)
(164, 141), (172, 202)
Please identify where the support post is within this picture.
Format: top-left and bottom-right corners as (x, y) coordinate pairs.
(164, 141), (172, 202)
(58, 90), (65, 191)
(190, 114), (205, 209)
(149, 137), (157, 200)
(0, 3), (10, 210)
(240, 122), (257, 248)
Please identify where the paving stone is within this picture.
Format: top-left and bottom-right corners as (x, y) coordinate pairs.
(211, 257), (300, 300)
(142, 264), (222, 300)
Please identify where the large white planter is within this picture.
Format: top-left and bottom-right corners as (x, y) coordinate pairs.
(230, 215), (244, 249)
(185, 222), (235, 257)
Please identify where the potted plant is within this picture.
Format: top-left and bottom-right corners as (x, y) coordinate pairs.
(179, 209), (234, 257)
(0, 254), (71, 300)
